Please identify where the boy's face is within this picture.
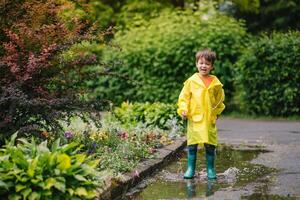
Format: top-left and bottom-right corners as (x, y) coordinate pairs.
(196, 57), (213, 76)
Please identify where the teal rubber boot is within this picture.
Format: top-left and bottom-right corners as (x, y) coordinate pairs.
(184, 145), (197, 179)
(205, 144), (216, 179)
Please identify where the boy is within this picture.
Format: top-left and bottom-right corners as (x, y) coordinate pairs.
(177, 49), (225, 179)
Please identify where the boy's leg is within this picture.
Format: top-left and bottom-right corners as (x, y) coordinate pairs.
(205, 143), (217, 179)
(184, 144), (198, 179)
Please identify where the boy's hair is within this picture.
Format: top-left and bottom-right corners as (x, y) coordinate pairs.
(195, 49), (217, 65)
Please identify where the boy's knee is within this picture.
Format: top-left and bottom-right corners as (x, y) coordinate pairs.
(188, 144), (198, 151)
(205, 143), (215, 155)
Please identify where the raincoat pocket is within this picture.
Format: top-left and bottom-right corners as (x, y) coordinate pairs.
(192, 114), (204, 132)
(192, 114), (204, 122)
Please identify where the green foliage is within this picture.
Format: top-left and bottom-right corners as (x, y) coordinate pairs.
(62, 109), (184, 173)
(235, 31), (300, 116)
(232, 0), (260, 13)
(96, 139), (150, 173)
(58, 0), (175, 30)
(61, 116), (153, 173)
(216, 0), (261, 14)
(115, 0), (172, 29)
(232, 0), (300, 33)
(59, 0), (114, 30)
(0, 133), (104, 200)
(98, 10), (248, 107)
(113, 102), (181, 129)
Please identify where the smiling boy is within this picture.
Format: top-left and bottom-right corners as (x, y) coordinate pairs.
(177, 49), (225, 179)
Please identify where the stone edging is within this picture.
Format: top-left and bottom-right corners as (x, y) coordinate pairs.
(98, 137), (187, 200)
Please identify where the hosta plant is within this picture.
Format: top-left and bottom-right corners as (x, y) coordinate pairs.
(0, 133), (106, 200)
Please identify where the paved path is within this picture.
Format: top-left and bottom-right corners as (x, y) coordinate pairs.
(218, 118), (300, 197)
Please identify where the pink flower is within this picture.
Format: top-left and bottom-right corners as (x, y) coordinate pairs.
(119, 131), (129, 139)
(133, 170), (139, 178)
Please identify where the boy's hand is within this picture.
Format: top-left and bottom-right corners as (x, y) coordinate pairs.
(182, 111), (187, 119)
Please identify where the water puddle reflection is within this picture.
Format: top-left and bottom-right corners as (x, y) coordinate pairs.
(125, 145), (280, 199)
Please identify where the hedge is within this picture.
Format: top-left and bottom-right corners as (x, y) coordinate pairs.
(235, 31), (300, 116)
(94, 10), (248, 108)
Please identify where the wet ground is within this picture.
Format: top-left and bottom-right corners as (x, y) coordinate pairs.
(218, 118), (300, 198)
(125, 145), (281, 200)
(123, 118), (300, 200)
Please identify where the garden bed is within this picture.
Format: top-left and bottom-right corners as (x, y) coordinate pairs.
(98, 137), (186, 200)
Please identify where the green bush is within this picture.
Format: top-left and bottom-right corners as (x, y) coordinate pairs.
(116, 0), (172, 29)
(97, 10), (248, 107)
(113, 102), (181, 129)
(0, 133), (104, 200)
(235, 31), (300, 116)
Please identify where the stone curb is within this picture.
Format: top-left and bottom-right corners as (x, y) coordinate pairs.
(98, 137), (187, 200)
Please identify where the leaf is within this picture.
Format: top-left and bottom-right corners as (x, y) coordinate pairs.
(51, 139), (60, 152)
(37, 141), (50, 153)
(87, 159), (100, 168)
(37, 181), (45, 188)
(0, 155), (9, 162)
(8, 132), (18, 147)
(57, 154), (71, 170)
(48, 153), (56, 167)
(0, 180), (9, 190)
(54, 168), (61, 175)
(74, 154), (86, 165)
(28, 191), (41, 200)
(8, 194), (22, 200)
(15, 184), (27, 192)
(17, 138), (30, 146)
(60, 142), (79, 153)
(53, 178), (65, 193)
(27, 156), (39, 177)
(41, 190), (52, 196)
(74, 175), (87, 182)
(86, 189), (97, 199)
(10, 149), (28, 168)
(44, 178), (56, 190)
(67, 188), (74, 196)
(21, 188), (32, 199)
(75, 187), (88, 196)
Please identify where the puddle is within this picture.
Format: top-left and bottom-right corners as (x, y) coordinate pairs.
(124, 145), (282, 200)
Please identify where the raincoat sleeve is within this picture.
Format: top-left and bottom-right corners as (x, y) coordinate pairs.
(177, 80), (191, 117)
(212, 87), (225, 115)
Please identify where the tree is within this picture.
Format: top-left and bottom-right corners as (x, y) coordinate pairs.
(217, 0), (300, 32)
(0, 0), (110, 142)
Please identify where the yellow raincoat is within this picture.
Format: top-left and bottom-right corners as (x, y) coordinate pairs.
(177, 73), (225, 146)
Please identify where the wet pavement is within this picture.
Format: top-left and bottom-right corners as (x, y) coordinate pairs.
(125, 118), (300, 199)
(218, 118), (300, 198)
(126, 146), (276, 199)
